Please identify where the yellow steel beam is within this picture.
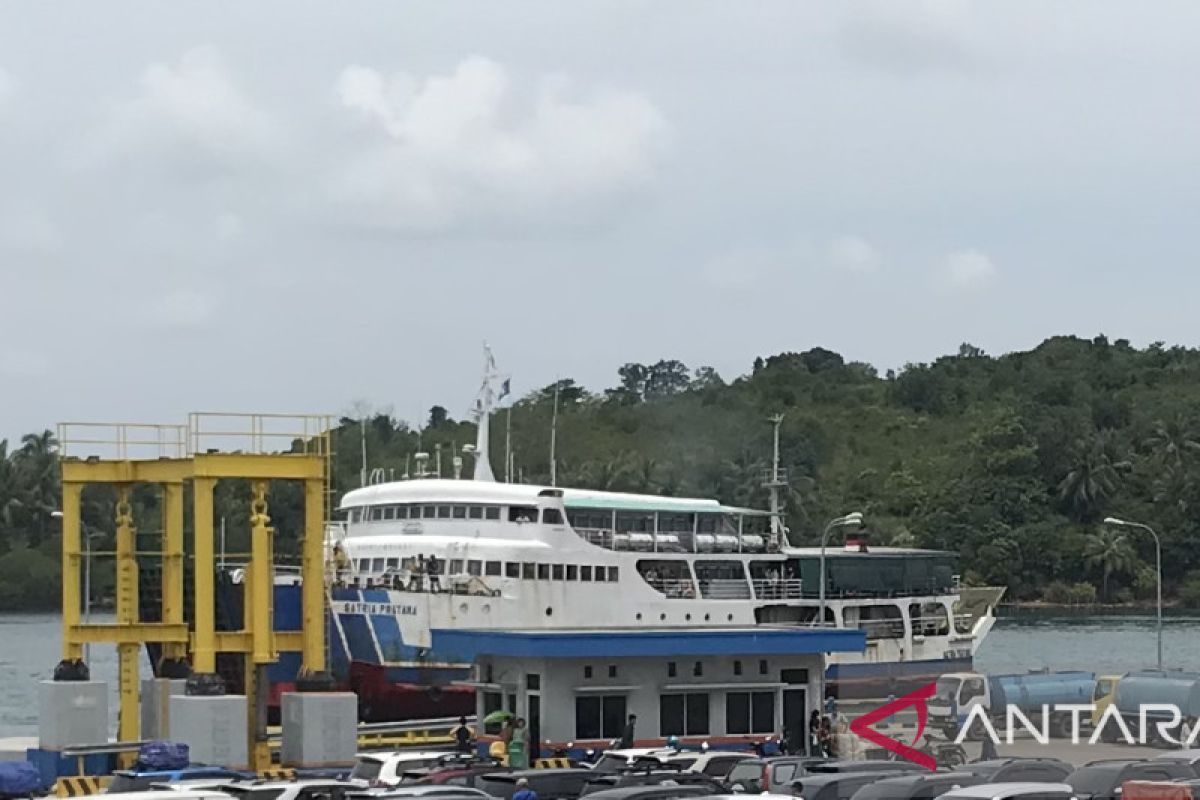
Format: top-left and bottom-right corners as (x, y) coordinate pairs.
(209, 631), (303, 653)
(161, 480), (186, 660)
(302, 478), (326, 673)
(61, 482), (84, 662)
(60, 459), (193, 485)
(249, 481), (275, 664)
(192, 453), (323, 481)
(193, 476), (217, 673)
(68, 623), (190, 644)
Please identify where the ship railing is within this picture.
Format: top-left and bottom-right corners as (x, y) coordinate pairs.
(859, 619), (907, 639)
(576, 526), (770, 554)
(699, 579), (753, 600)
(909, 614), (952, 636)
(751, 578), (803, 600)
(645, 577), (698, 598)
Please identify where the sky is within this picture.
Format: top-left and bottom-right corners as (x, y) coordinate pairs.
(1, 1), (1199, 439)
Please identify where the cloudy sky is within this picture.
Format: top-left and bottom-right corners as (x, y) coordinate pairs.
(2, 1), (1198, 438)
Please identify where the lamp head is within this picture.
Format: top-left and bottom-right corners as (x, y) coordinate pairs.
(1103, 517), (1125, 526)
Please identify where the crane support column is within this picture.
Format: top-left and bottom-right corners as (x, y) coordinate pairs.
(301, 477), (327, 677)
(59, 482), (84, 664)
(114, 486), (141, 746)
(161, 480), (187, 665)
(192, 476), (217, 676)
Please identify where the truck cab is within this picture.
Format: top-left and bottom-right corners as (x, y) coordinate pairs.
(931, 672), (990, 734)
(1091, 675), (1121, 728)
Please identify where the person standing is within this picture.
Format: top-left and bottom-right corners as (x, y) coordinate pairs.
(620, 714), (637, 748)
(408, 554), (425, 591)
(452, 716), (472, 754)
(427, 555), (442, 593)
(513, 778), (537, 800)
(808, 710), (821, 756)
(508, 717), (530, 769)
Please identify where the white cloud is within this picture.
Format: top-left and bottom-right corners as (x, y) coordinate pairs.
(0, 349), (49, 378)
(143, 289), (216, 330)
(333, 56), (670, 231)
(215, 211), (243, 242)
(943, 248), (996, 290)
(0, 211), (61, 255)
(827, 236), (882, 274)
(838, 0), (979, 74)
(91, 46), (275, 165)
(0, 68), (15, 107)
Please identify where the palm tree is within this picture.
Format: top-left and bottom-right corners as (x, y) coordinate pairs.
(1058, 436), (1129, 521)
(1145, 415), (1200, 466)
(1083, 528), (1136, 602)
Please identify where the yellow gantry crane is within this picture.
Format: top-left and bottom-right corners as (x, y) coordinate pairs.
(56, 413), (333, 771)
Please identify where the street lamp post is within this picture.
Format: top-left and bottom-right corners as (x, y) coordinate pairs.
(819, 512), (864, 627)
(1104, 516), (1163, 671)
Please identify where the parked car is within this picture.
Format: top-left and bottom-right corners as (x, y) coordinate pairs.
(592, 751), (680, 774)
(727, 757), (830, 794)
(350, 752), (461, 788)
(107, 768), (251, 793)
(369, 788), (495, 800)
(1152, 750), (1200, 775)
(408, 765), (512, 788)
(848, 772), (984, 800)
(103, 792), (237, 800)
(475, 769), (596, 800)
(665, 752), (754, 779)
(219, 780), (357, 800)
(962, 760), (1074, 784)
(1067, 761), (1196, 800)
(807, 761), (924, 775)
(937, 783), (1078, 800)
(582, 787), (717, 800)
(791, 772), (909, 800)
(580, 770), (727, 796)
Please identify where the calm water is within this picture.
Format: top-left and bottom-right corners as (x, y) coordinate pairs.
(0, 611), (1195, 737)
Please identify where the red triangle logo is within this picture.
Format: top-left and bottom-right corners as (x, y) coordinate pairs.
(847, 682), (937, 770)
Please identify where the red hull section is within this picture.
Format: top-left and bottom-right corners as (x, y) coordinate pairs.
(350, 662), (475, 722)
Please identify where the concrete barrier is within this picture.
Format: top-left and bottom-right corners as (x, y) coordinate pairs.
(54, 775), (111, 797)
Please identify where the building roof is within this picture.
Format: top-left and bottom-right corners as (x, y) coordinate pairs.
(431, 626), (865, 659)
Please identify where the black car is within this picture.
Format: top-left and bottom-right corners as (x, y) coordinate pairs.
(726, 757), (831, 794)
(807, 761), (925, 775)
(791, 771), (911, 800)
(963, 759), (1074, 784)
(581, 787), (717, 800)
(847, 771), (985, 800)
(581, 771), (727, 796)
(1066, 759), (1196, 800)
(476, 770), (596, 800)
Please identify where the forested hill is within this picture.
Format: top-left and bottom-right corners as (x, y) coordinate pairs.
(5, 334), (1200, 610)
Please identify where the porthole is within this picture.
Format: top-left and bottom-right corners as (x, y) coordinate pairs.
(546, 607), (553, 616)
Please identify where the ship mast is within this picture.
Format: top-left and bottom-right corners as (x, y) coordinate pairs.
(472, 344), (508, 482)
(764, 413), (788, 547)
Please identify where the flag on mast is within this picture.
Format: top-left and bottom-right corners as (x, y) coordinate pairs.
(499, 378), (511, 400)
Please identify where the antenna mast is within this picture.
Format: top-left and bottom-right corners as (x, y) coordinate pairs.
(764, 414), (788, 547)
(550, 380), (560, 487)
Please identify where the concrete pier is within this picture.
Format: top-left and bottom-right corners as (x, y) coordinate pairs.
(168, 694), (248, 769)
(140, 678), (187, 741)
(37, 681), (107, 750)
(280, 692), (357, 767)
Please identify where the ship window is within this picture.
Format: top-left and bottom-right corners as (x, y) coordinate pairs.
(608, 567), (619, 582)
(537, 564), (550, 580)
(506, 562), (520, 578)
(486, 561), (502, 576)
(485, 506), (501, 520)
(449, 559), (464, 574)
(509, 505), (538, 523)
(543, 508), (563, 525)
(386, 558), (399, 571)
(348, 508), (360, 523)
(909, 602), (950, 636)
(581, 566), (593, 581)
(437, 505), (452, 519)
(369, 507), (384, 521)
(469, 506), (483, 520)
(453, 506), (467, 519)
(567, 565), (578, 580)
(422, 505), (437, 519)
(356, 559), (368, 572)
(371, 558), (385, 572)
(383, 506), (396, 521)
(552, 564), (564, 580)
(726, 691), (775, 734)
(523, 563), (535, 579)
(661, 693), (710, 736)
(467, 560), (482, 577)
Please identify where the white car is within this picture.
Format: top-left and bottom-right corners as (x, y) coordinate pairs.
(349, 751), (460, 788)
(590, 749), (679, 773)
(664, 752), (754, 779)
(217, 779), (357, 800)
(937, 782), (1078, 800)
(103, 792), (233, 800)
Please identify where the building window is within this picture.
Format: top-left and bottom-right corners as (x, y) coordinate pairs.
(584, 666), (593, 679)
(537, 564), (550, 580)
(667, 662), (677, 678)
(575, 695), (627, 740)
(485, 506), (501, 520)
(726, 691), (776, 734)
(608, 665), (618, 678)
(506, 562), (520, 578)
(552, 564), (565, 580)
(522, 563), (535, 579)
(660, 693), (710, 736)
(733, 660), (742, 676)
(486, 561), (502, 576)
(693, 661), (703, 677)
(581, 566), (593, 581)
(567, 564), (578, 580)
(543, 508), (563, 525)
(759, 659), (768, 675)
(527, 674), (540, 691)
(483, 691), (504, 735)
(469, 506), (483, 520)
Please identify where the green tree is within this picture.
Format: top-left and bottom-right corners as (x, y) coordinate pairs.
(1083, 528), (1136, 602)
